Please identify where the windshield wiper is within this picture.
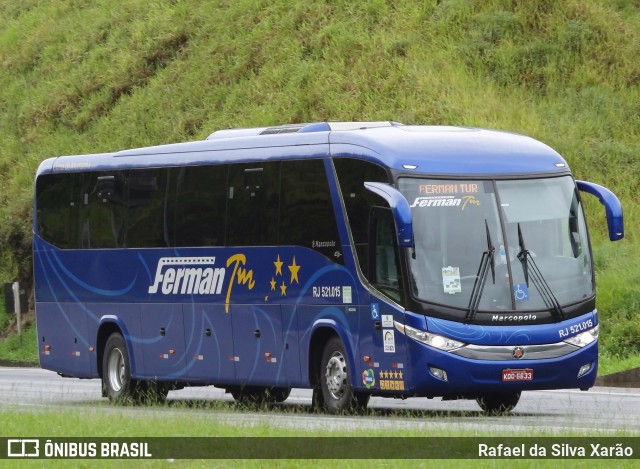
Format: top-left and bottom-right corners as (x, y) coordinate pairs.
(517, 223), (564, 320)
(466, 220), (496, 322)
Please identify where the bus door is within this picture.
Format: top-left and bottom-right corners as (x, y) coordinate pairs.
(184, 304), (235, 383)
(359, 207), (408, 393)
(229, 304), (286, 387)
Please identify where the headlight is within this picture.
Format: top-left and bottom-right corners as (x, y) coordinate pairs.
(564, 325), (599, 347)
(399, 323), (465, 351)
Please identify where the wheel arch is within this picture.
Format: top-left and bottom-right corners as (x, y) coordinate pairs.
(308, 320), (358, 388)
(96, 316), (136, 380)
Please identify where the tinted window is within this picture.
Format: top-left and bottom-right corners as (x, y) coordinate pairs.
(371, 208), (402, 303)
(281, 159), (342, 262)
(81, 171), (128, 248)
(333, 158), (389, 274)
(36, 158), (345, 259)
(127, 168), (170, 248)
(173, 165), (227, 247)
(227, 162), (280, 246)
(36, 173), (83, 249)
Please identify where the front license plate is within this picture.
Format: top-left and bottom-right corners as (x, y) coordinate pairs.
(502, 368), (533, 382)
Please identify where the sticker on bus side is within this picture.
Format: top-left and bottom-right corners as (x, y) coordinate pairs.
(384, 330), (396, 353)
(362, 368), (375, 389)
(342, 286), (352, 304)
(381, 315), (393, 328)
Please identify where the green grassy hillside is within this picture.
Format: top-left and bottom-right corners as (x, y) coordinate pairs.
(0, 0), (638, 365)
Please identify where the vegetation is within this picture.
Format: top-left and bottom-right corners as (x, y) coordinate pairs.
(0, 408), (638, 467)
(0, 0), (638, 367)
(0, 318), (37, 364)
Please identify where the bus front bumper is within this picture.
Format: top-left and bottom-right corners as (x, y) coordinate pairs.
(405, 340), (598, 396)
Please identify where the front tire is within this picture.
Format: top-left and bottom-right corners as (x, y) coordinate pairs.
(319, 337), (369, 414)
(476, 391), (521, 414)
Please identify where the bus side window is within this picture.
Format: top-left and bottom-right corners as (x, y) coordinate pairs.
(280, 159), (343, 263)
(35, 173), (83, 249)
(126, 168), (170, 248)
(369, 207), (403, 304)
(333, 158), (390, 277)
(172, 165), (227, 247)
(227, 162), (279, 246)
(82, 171), (127, 248)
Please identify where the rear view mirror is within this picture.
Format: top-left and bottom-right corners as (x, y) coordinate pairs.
(364, 182), (413, 247)
(576, 180), (623, 241)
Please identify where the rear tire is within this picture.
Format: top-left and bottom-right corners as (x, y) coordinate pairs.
(476, 391), (521, 414)
(102, 332), (137, 403)
(102, 332), (168, 404)
(319, 337), (368, 414)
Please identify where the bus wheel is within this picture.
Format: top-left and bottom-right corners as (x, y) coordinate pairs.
(476, 391), (521, 414)
(102, 332), (139, 404)
(320, 337), (367, 414)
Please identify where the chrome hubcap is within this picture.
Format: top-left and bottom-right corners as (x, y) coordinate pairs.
(107, 347), (125, 392)
(325, 352), (347, 399)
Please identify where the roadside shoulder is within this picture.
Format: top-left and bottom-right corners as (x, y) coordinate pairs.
(596, 367), (640, 388)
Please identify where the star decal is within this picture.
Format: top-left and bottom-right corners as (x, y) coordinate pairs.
(274, 255), (283, 276)
(288, 257), (301, 284)
(268, 254), (303, 299)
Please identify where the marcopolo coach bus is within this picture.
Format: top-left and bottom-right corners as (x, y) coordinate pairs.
(33, 122), (623, 413)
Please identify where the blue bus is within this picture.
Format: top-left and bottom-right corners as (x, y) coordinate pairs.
(33, 122), (623, 413)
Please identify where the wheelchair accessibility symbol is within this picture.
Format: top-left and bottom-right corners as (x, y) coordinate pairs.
(514, 284), (529, 301)
(371, 303), (380, 320)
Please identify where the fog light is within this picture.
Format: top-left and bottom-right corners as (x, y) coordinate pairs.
(577, 363), (592, 378)
(429, 366), (448, 382)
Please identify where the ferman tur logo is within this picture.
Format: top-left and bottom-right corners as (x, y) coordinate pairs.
(147, 254), (255, 313)
(148, 257), (225, 296)
(410, 195), (480, 210)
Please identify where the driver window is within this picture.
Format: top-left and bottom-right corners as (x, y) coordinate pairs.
(370, 207), (403, 304)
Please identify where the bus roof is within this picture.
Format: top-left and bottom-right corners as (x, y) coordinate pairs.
(37, 122), (569, 177)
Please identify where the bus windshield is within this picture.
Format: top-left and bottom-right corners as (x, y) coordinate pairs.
(399, 176), (593, 313)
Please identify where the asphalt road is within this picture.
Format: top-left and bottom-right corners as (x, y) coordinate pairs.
(2, 367), (639, 434)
